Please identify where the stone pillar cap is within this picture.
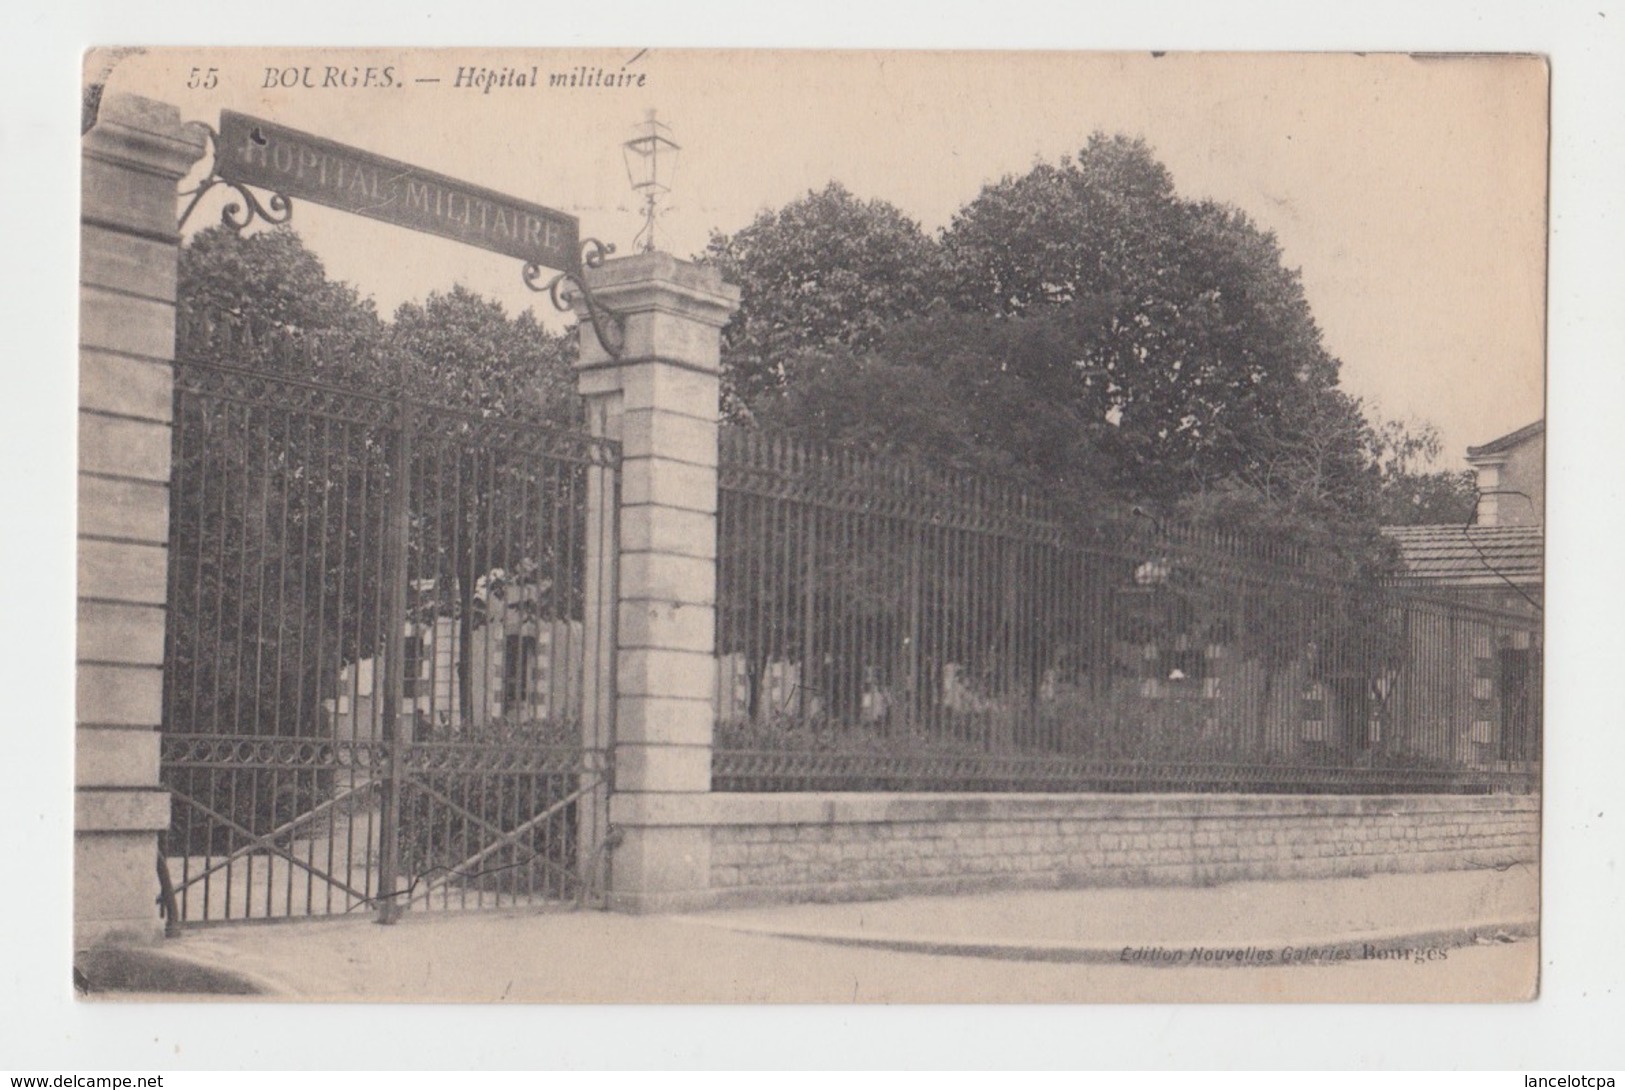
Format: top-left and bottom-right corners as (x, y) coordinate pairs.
(83, 92), (207, 178)
(580, 251), (741, 324)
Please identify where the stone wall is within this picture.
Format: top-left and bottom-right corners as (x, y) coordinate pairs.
(615, 793), (1539, 910)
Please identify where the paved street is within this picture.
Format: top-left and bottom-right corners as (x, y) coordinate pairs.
(92, 867), (1539, 1003)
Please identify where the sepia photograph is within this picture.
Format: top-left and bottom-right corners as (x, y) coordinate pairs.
(71, 45), (1548, 1007)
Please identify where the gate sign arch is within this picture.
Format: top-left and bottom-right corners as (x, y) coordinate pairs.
(214, 110), (579, 273)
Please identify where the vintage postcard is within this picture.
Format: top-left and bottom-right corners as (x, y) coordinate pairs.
(75, 47), (1545, 1004)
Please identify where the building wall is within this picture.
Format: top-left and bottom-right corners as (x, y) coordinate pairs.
(1472, 430), (1544, 527)
(329, 615), (585, 739)
(467, 618), (584, 727)
(673, 793), (1539, 909)
(1497, 434), (1544, 526)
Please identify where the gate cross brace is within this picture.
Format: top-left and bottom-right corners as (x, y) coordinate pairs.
(406, 775), (601, 907)
(166, 788), (377, 908)
(399, 775), (515, 845)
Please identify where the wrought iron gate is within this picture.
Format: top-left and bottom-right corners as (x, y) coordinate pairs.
(160, 349), (618, 923)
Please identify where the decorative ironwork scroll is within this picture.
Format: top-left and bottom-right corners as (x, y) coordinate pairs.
(177, 122), (294, 233)
(525, 238), (626, 360)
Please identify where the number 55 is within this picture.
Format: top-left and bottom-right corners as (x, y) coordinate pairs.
(187, 67), (219, 90)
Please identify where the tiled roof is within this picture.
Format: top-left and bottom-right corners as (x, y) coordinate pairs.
(1383, 523), (1543, 587)
(1467, 419), (1544, 459)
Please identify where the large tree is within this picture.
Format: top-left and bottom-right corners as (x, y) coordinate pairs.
(700, 181), (944, 418)
(703, 135), (1380, 534)
(941, 136), (1349, 511)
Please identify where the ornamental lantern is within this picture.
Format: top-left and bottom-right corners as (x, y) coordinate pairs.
(621, 109), (680, 253)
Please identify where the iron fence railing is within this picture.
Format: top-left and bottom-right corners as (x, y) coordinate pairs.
(161, 348), (619, 923)
(713, 427), (1541, 794)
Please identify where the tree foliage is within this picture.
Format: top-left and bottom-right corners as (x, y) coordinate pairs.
(701, 181), (944, 417)
(178, 225), (386, 386)
(180, 225), (580, 421)
(941, 137), (1346, 512)
(941, 134), (1186, 318)
(390, 285), (579, 426)
(704, 133), (1424, 558)
(746, 311), (1116, 512)
(1370, 417), (1479, 526)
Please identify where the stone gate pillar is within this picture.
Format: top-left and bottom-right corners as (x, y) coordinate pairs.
(77, 94), (206, 946)
(574, 253), (739, 913)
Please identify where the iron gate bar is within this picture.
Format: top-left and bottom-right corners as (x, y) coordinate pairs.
(375, 381), (411, 924)
(162, 346), (618, 925)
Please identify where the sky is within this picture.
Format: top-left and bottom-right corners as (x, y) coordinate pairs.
(99, 47), (1548, 469)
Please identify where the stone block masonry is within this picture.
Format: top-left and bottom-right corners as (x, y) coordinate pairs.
(574, 253), (741, 912)
(613, 793), (1539, 910)
(77, 94), (205, 947)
